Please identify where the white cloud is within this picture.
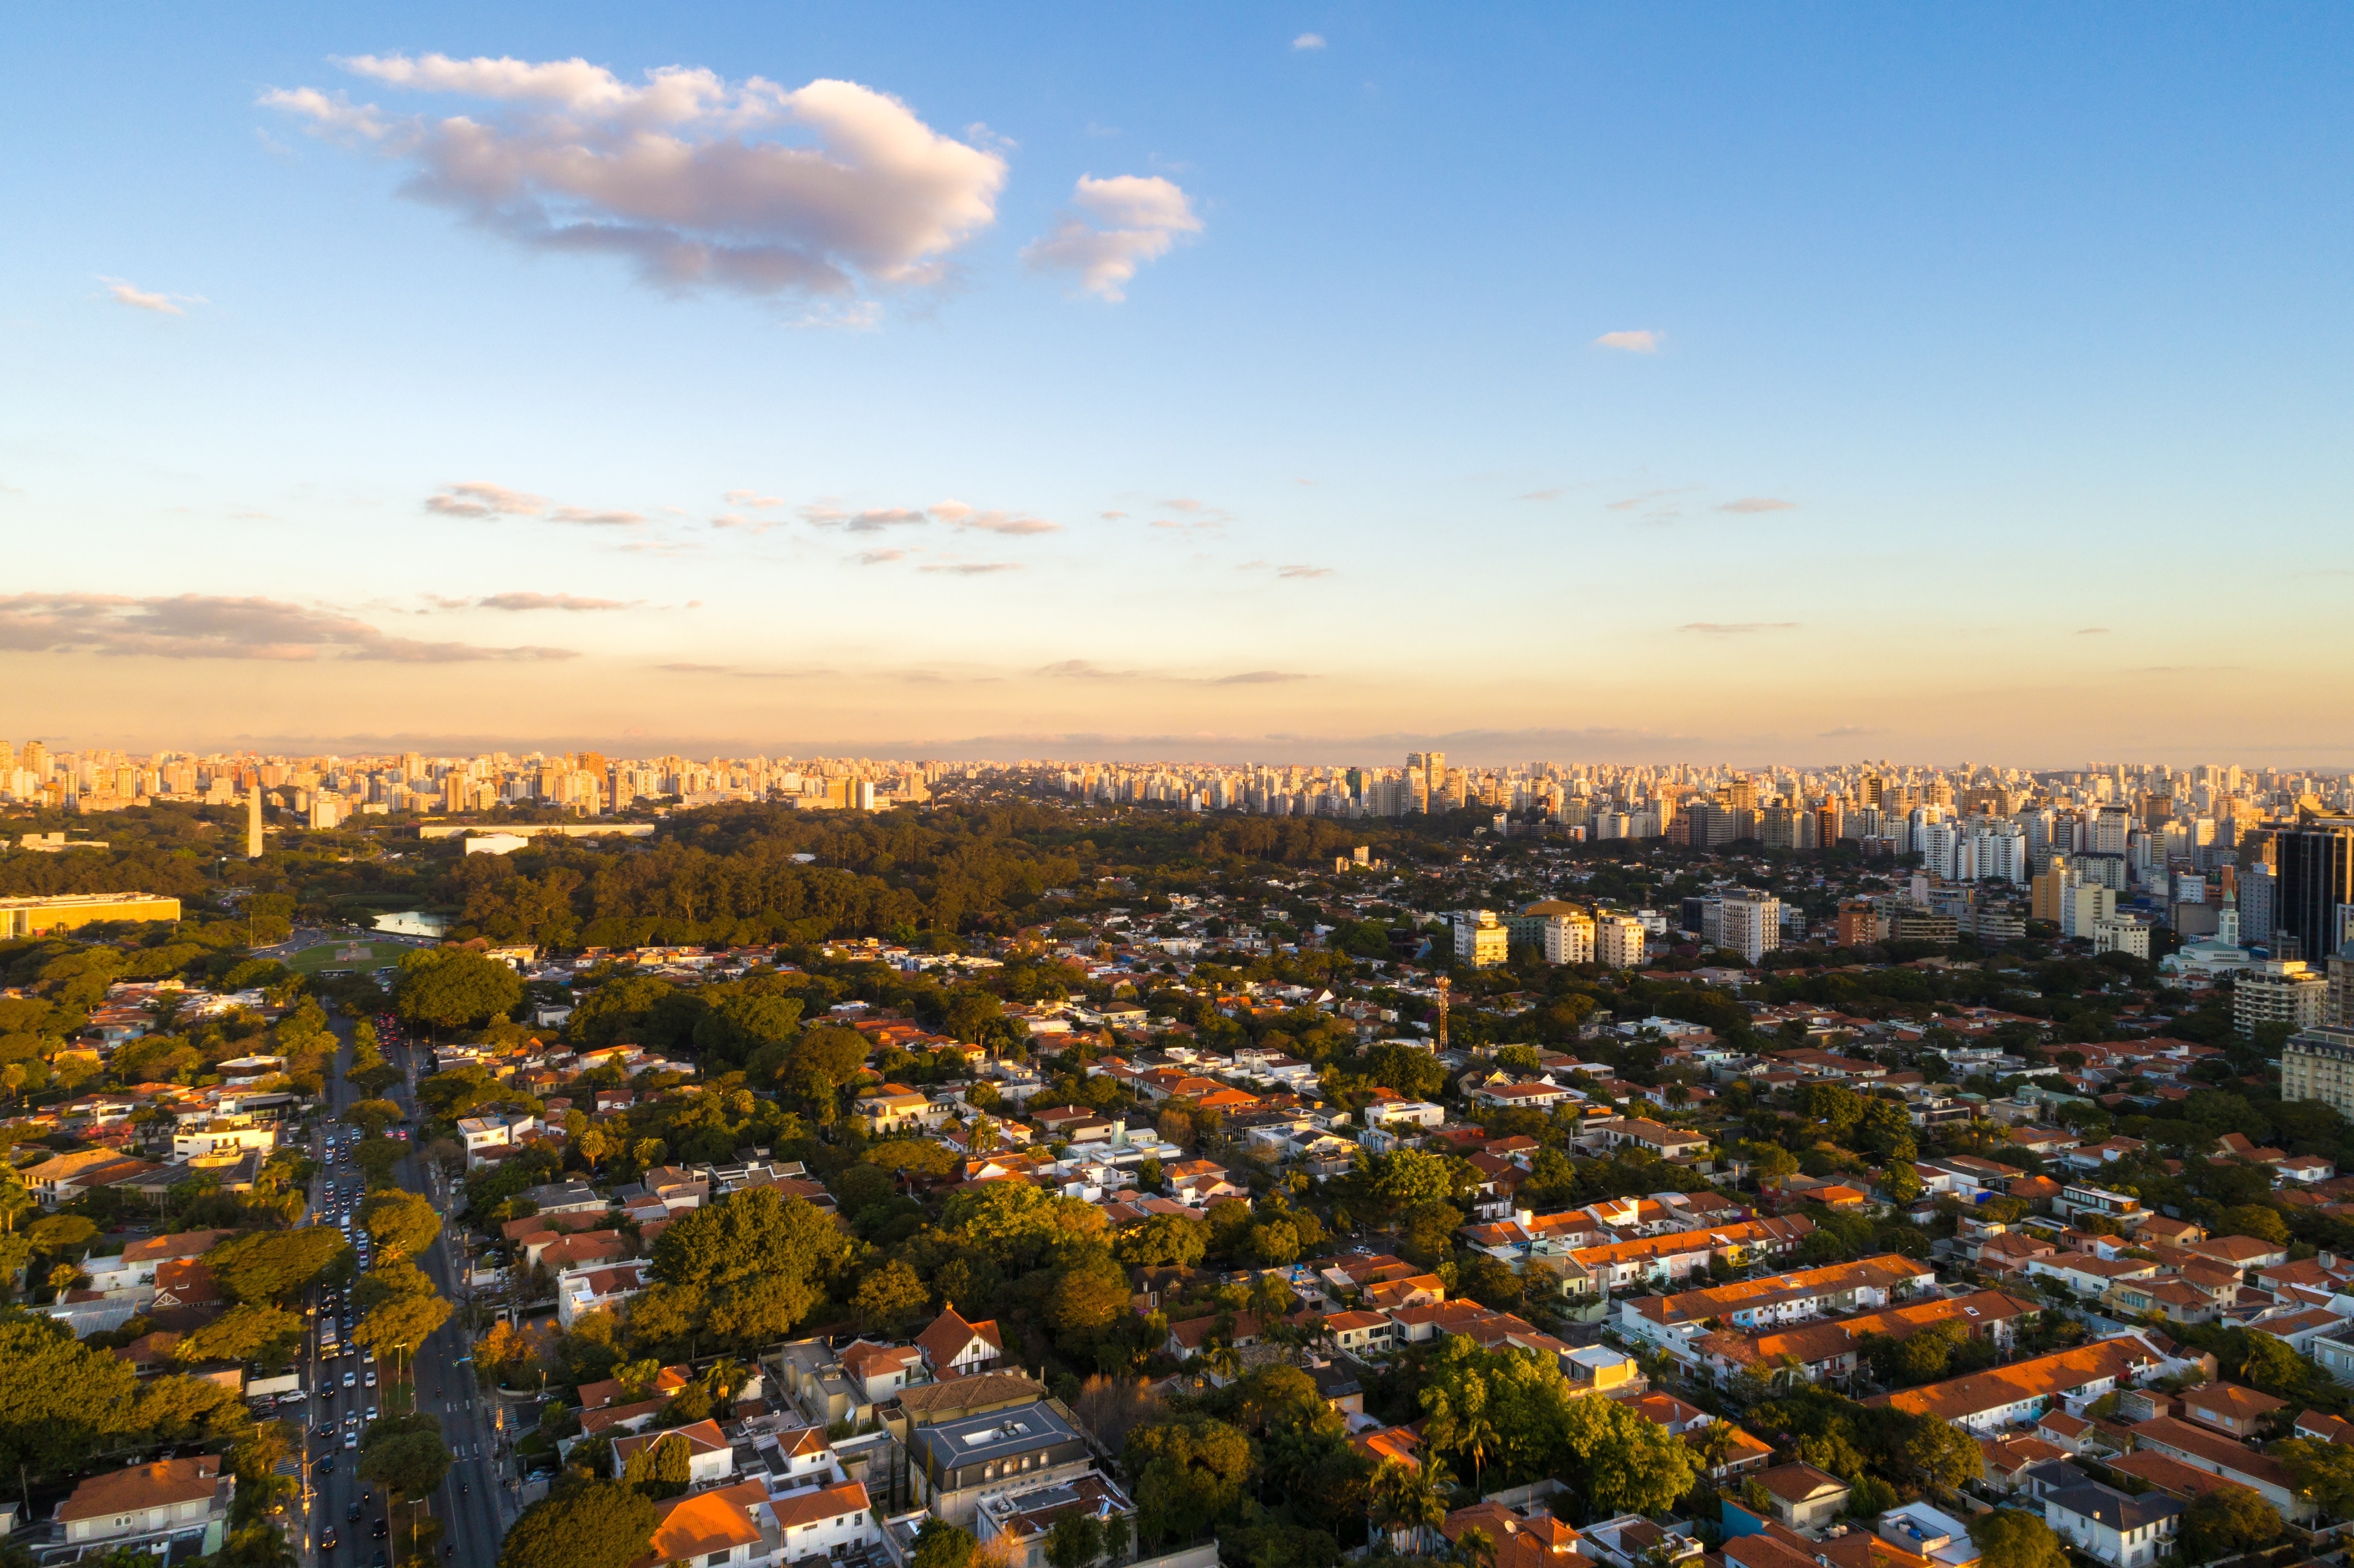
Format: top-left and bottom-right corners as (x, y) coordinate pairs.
(852, 547), (912, 565)
(919, 561), (1019, 575)
(425, 481), (546, 517)
(723, 490), (785, 508)
(1021, 174), (1202, 301)
(0, 592), (574, 662)
(100, 276), (205, 316)
(472, 592), (634, 611)
(929, 498), (1059, 535)
(1716, 497), (1795, 514)
(1292, 32), (1327, 50)
(1593, 329), (1661, 352)
(264, 55), (1008, 300)
(423, 481), (641, 524)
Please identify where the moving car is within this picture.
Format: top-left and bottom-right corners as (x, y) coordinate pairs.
(321, 1528), (338, 1550)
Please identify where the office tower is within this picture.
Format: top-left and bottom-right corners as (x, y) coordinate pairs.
(2092, 806), (2133, 855)
(246, 787), (263, 858)
(2329, 945), (2354, 1029)
(1816, 799), (1844, 846)
(2275, 819), (2354, 973)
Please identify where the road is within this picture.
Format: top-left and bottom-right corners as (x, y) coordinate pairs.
(293, 1011), (516, 1568)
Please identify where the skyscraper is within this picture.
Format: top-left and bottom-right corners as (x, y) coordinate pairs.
(2275, 818), (2354, 970)
(245, 786), (262, 859)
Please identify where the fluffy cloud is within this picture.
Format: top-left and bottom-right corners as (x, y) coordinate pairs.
(264, 54), (1008, 299)
(1292, 32), (1328, 50)
(100, 276), (205, 316)
(929, 498), (1059, 535)
(1022, 174), (1202, 300)
(1593, 330), (1661, 352)
(0, 593), (575, 662)
(472, 592), (634, 611)
(425, 482), (642, 524)
(1716, 497), (1796, 514)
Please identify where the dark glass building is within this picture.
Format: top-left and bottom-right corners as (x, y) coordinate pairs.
(2274, 821), (2354, 969)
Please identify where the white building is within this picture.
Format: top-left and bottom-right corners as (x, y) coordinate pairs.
(1542, 912), (1595, 965)
(1716, 890), (1780, 964)
(1596, 914), (1647, 970)
(2092, 916), (2151, 959)
(2042, 1481), (2181, 1567)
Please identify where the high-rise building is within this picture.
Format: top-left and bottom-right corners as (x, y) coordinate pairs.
(1718, 889), (1782, 964)
(2235, 960), (2328, 1037)
(1541, 911), (1594, 965)
(2241, 861), (2278, 953)
(2275, 819), (2354, 973)
(245, 787), (263, 859)
(1595, 914), (1647, 970)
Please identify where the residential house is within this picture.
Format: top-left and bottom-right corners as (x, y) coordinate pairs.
(1868, 1334), (2191, 1434)
(55, 1457), (234, 1556)
(557, 1261), (652, 1328)
(1750, 1464), (1851, 1533)
(610, 1420), (736, 1489)
(916, 1304), (1005, 1379)
(911, 1401), (1092, 1525)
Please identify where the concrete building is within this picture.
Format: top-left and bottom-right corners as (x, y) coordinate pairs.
(2236, 960), (2328, 1037)
(1716, 889), (1781, 964)
(911, 1400), (1092, 1525)
(0, 891), (181, 938)
(2280, 1027), (2354, 1120)
(1541, 911), (1595, 965)
(1596, 914), (1646, 970)
(2092, 916), (2150, 959)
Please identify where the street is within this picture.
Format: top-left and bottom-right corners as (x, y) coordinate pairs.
(294, 1010), (515, 1568)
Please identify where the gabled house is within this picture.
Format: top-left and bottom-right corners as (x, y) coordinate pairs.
(916, 1304), (1004, 1379)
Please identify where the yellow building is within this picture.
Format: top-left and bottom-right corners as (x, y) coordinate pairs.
(0, 892), (181, 937)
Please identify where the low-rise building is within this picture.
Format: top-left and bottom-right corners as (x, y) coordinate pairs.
(55, 1457), (234, 1557)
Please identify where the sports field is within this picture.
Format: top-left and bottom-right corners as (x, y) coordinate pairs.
(286, 938), (416, 975)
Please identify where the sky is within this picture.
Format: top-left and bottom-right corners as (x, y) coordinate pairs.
(3, 4), (2352, 767)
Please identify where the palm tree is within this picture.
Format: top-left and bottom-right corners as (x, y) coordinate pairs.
(1455, 1526), (1498, 1568)
(1203, 1340), (1243, 1384)
(1374, 1458), (1452, 1555)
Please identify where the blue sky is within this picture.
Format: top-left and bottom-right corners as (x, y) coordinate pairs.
(3, 4), (2350, 764)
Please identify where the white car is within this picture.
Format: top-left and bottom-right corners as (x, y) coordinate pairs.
(344, 1432), (358, 1449)
(343, 1372), (356, 1388)
(364, 1372), (376, 1388)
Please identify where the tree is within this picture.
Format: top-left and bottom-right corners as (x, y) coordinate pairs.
(356, 1281), (453, 1376)
(345, 1098), (406, 1137)
(1051, 1256), (1133, 1335)
(1559, 1387), (1697, 1515)
(360, 1415), (455, 1545)
(173, 1304), (305, 1366)
(393, 947), (524, 1033)
(1368, 1148), (1457, 1218)
(1045, 1511), (1104, 1568)
(0, 1316), (143, 1478)
(1967, 1509), (2068, 1568)
(2217, 1205), (2291, 1246)
(1371, 1458), (1450, 1552)
(1124, 1415), (1252, 1545)
(852, 1260), (931, 1335)
(1739, 1140), (1800, 1192)
(497, 1482), (658, 1568)
(2272, 1437), (2354, 1520)
(911, 1520), (977, 1568)
(621, 1431), (693, 1501)
(774, 1026), (869, 1122)
(361, 1190), (443, 1260)
(2177, 1484), (2282, 1563)
(205, 1227), (351, 1305)
(644, 1187), (852, 1352)
(1116, 1212), (1209, 1269)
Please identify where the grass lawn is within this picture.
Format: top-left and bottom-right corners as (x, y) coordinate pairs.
(286, 939), (414, 976)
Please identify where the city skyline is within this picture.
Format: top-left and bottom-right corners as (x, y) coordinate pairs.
(7, 6), (2354, 759)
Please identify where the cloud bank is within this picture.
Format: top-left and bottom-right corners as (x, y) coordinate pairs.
(0, 593), (576, 662)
